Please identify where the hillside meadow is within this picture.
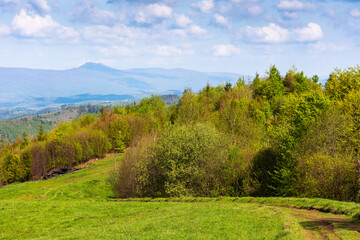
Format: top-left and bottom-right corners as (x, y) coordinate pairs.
(1, 65), (360, 238)
(1, 153), (360, 239)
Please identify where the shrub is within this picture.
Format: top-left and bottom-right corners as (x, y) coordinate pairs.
(29, 142), (48, 179)
(112, 135), (158, 198)
(113, 123), (237, 198)
(296, 153), (359, 201)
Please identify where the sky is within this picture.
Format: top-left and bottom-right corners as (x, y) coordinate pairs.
(0, 0), (359, 77)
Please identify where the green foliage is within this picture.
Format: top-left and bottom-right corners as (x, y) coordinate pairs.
(134, 95), (167, 124)
(236, 77), (245, 87)
(253, 65), (285, 100)
(108, 117), (131, 148)
(3, 65), (360, 204)
(224, 81), (232, 92)
(176, 91), (203, 125)
(157, 124), (230, 197)
(37, 123), (46, 142)
(75, 114), (97, 128)
(296, 153), (359, 201)
(0, 151), (29, 184)
(250, 149), (282, 197)
(21, 132), (29, 149)
(325, 65), (360, 100)
(267, 92), (329, 197)
(115, 124), (237, 198)
(113, 131), (126, 153)
(0, 118), (53, 143)
(312, 74), (319, 83)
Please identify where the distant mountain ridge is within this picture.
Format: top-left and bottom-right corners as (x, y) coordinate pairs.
(0, 62), (241, 109)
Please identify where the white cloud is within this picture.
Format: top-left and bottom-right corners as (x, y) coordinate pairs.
(310, 42), (347, 52)
(135, 3), (172, 23)
(247, 5), (262, 16)
(292, 22), (323, 42)
(277, 0), (315, 11)
(219, 3), (233, 13)
(242, 22), (322, 43)
(82, 24), (145, 45)
(213, 13), (229, 27)
(0, 0), (20, 5)
(174, 14), (192, 28)
(189, 24), (207, 35)
(29, 0), (51, 15)
(1, 0), (20, 2)
(0, 24), (11, 35)
(11, 9), (78, 40)
(231, 0), (259, 2)
(153, 45), (183, 57)
(97, 45), (136, 57)
(243, 23), (290, 43)
(192, 0), (214, 13)
(323, 9), (336, 18)
(70, 0), (123, 25)
(147, 4), (172, 18)
(350, 8), (360, 18)
(170, 29), (188, 38)
(0, 0), (20, 4)
(283, 11), (298, 19)
(0, 0), (21, 12)
(212, 44), (240, 57)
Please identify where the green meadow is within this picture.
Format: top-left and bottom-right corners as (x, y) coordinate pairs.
(1, 154), (360, 239)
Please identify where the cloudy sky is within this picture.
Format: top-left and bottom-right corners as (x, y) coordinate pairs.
(0, 0), (359, 76)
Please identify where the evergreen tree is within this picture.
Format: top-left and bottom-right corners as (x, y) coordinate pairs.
(37, 123), (46, 142)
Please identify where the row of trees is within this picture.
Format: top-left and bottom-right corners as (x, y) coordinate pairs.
(0, 97), (167, 185)
(1, 65), (360, 202)
(113, 65), (360, 201)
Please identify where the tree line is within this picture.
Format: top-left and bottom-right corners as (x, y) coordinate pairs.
(1, 65), (360, 202)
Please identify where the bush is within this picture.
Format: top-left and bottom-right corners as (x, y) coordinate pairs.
(296, 153), (359, 201)
(0, 151), (29, 183)
(113, 123), (237, 198)
(29, 142), (48, 179)
(112, 135), (159, 198)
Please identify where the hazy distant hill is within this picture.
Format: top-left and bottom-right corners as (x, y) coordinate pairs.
(0, 62), (240, 109)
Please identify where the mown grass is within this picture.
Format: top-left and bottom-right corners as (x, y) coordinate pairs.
(1, 153), (360, 239)
(0, 200), (307, 239)
(120, 197), (360, 220)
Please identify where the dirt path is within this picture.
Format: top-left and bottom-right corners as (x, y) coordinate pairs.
(285, 208), (360, 239)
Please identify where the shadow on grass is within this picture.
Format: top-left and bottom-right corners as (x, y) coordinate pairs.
(300, 219), (360, 235)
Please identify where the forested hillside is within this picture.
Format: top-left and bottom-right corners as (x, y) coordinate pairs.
(0, 106), (98, 142)
(1, 65), (360, 203)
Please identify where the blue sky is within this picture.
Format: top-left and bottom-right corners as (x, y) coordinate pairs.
(0, 0), (359, 76)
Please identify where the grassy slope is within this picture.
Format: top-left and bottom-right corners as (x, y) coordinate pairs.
(0, 200), (308, 239)
(0, 154), (118, 201)
(123, 197), (360, 220)
(1, 153), (360, 239)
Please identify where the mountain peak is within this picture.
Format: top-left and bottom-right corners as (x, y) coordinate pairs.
(77, 62), (116, 72)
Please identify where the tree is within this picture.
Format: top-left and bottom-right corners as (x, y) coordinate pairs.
(37, 123), (46, 142)
(113, 131), (126, 153)
(284, 69), (295, 92)
(224, 81), (232, 92)
(325, 65), (360, 100)
(236, 77), (245, 88)
(252, 66), (285, 100)
(312, 75), (319, 83)
(22, 132), (29, 147)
